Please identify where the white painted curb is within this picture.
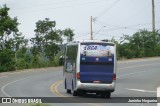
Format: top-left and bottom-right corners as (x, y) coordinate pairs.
(157, 87), (160, 106)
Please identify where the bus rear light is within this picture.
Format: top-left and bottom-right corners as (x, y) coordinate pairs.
(77, 72), (80, 79)
(113, 73), (116, 80)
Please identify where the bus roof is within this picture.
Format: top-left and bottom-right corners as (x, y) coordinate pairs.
(67, 40), (115, 45)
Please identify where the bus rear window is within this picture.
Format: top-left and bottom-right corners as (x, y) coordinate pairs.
(80, 43), (115, 57)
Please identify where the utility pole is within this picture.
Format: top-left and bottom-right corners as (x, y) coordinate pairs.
(90, 16), (93, 40)
(152, 0), (155, 32)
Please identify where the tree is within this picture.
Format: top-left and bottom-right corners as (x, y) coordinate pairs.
(0, 5), (18, 71)
(63, 28), (74, 42)
(0, 5), (28, 71)
(117, 29), (160, 59)
(0, 4), (19, 50)
(31, 18), (63, 63)
(0, 49), (15, 71)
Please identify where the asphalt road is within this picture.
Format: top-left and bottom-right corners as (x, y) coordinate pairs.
(0, 57), (160, 106)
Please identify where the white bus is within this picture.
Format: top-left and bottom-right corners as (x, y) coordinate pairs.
(63, 40), (117, 98)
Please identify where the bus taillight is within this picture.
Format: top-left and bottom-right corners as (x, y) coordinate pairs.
(113, 73), (116, 80)
(77, 72), (80, 79)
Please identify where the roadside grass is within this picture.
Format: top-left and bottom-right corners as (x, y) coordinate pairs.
(27, 103), (50, 106)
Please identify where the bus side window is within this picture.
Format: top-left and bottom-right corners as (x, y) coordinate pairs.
(65, 45), (78, 72)
(66, 46), (72, 72)
(66, 62), (72, 72)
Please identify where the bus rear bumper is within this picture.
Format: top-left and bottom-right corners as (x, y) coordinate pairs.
(76, 81), (115, 92)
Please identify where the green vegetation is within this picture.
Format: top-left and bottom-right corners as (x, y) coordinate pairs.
(0, 5), (27, 72)
(0, 5), (73, 72)
(116, 30), (160, 59)
(0, 5), (160, 72)
(27, 103), (50, 106)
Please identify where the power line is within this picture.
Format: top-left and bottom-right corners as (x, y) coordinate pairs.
(118, 2), (150, 25)
(125, 22), (160, 28)
(93, 33), (123, 41)
(94, 20), (160, 30)
(94, 24), (159, 33)
(94, 33), (123, 38)
(10, 0), (107, 16)
(73, 32), (90, 39)
(94, 20), (121, 28)
(92, 21), (160, 39)
(95, 0), (120, 19)
(102, 27), (139, 32)
(9, 0), (77, 11)
(93, 0), (159, 32)
(93, 26), (106, 38)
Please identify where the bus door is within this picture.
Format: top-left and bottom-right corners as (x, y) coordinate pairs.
(64, 45), (78, 89)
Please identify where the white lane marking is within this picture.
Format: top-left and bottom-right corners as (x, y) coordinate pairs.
(117, 69), (159, 94)
(0, 76), (7, 79)
(126, 88), (156, 93)
(1, 77), (31, 97)
(119, 63), (160, 70)
(118, 57), (160, 63)
(158, 87), (160, 106)
(117, 68), (159, 79)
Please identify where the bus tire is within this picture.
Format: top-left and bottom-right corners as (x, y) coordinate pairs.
(105, 92), (111, 98)
(77, 91), (82, 96)
(72, 81), (77, 96)
(67, 89), (71, 93)
(73, 91), (78, 96)
(78, 91), (86, 96)
(101, 92), (111, 98)
(101, 94), (106, 98)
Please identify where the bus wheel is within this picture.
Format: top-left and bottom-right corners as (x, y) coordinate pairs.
(105, 92), (111, 98)
(101, 94), (106, 98)
(78, 91), (86, 96)
(73, 91), (78, 96)
(67, 89), (71, 93)
(101, 92), (111, 98)
(77, 91), (82, 96)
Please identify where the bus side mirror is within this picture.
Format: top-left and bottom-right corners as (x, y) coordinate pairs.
(59, 56), (65, 65)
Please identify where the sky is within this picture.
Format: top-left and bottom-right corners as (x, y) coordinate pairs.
(0, 0), (160, 42)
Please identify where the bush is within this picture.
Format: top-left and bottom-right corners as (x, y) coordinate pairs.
(28, 103), (50, 106)
(53, 55), (59, 66)
(117, 30), (160, 59)
(17, 58), (29, 70)
(31, 55), (41, 68)
(0, 49), (15, 72)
